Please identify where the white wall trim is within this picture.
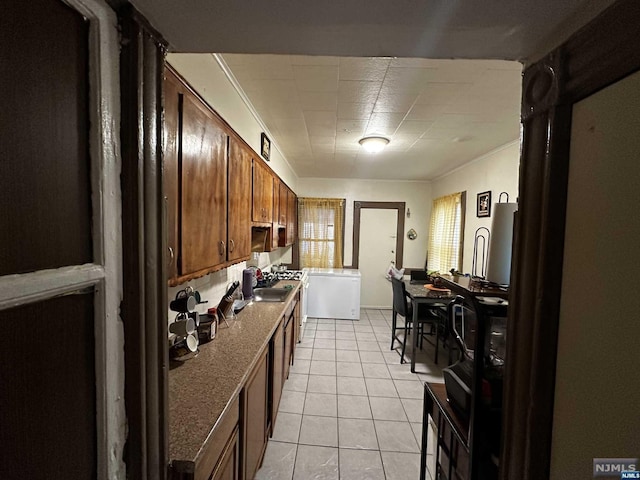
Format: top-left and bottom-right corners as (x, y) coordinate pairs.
(212, 53), (297, 175)
(0, 264), (105, 310)
(65, 0), (126, 477)
(431, 139), (520, 183)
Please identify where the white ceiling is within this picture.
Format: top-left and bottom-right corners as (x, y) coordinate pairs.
(221, 55), (522, 180)
(130, 0), (616, 180)
(131, 0), (615, 62)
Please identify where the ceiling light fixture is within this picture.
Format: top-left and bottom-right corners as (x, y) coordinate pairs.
(358, 136), (390, 153)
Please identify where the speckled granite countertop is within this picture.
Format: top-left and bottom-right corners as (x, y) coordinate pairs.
(168, 280), (300, 463)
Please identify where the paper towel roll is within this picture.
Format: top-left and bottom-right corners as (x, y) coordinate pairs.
(242, 268), (255, 299)
(486, 202), (518, 285)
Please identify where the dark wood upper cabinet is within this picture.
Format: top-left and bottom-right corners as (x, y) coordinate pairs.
(180, 91), (228, 274)
(279, 182), (288, 226)
(251, 160), (273, 223)
(163, 69), (182, 280)
(164, 65), (297, 280)
(286, 189), (297, 246)
(227, 137), (252, 263)
(272, 178), (281, 224)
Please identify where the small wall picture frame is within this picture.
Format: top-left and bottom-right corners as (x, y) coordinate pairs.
(260, 132), (271, 161)
(477, 191), (491, 217)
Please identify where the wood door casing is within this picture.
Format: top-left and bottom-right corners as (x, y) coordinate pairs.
(1, 0), (128, 477)
(352, 201), (405, 269)
(501, 3), (640, 478)
(181, 91), (228, 274)
(227, 137), (252, 263)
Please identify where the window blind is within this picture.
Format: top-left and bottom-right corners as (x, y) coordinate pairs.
(298, 197), (344, 268)
(427, 192), (464, 273)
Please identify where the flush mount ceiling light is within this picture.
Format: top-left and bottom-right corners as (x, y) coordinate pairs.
(358, 136), (390, 153)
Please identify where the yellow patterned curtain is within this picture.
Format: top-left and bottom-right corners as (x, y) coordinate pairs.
(298, 197), (344, 268)
(427, 192), (463, 273)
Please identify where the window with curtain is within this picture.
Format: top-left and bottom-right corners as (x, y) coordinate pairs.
(298, 197), (344, 268)
(427, 192), (465, 273)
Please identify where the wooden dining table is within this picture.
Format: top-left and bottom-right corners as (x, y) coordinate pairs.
(403, 280), (455, 373)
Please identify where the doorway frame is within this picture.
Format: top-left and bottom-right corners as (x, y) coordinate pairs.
(352, 201), (405, 269)
(502, 1), (640, 479)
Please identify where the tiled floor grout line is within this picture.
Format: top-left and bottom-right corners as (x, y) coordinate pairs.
(259, 308), (438, 479)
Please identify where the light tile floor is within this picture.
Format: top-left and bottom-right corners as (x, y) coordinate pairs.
(255, 308), (447, 480)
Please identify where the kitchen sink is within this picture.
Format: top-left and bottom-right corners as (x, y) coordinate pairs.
(252, 287), (292, 302)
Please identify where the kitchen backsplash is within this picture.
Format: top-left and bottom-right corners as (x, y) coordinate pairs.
(167, 248), (292, 329)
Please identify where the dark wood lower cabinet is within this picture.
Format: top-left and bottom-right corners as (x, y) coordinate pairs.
(172, 299), (300, 480)
(210, 428), (239, 480)
(270, 321), (284, 434)
(283, 316), (293, 381)
(243, 349), (269, 480)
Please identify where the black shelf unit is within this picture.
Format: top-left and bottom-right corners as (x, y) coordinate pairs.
(421, 276), (508, 480)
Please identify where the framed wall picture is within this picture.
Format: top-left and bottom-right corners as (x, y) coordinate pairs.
(260, 132), (271, 161)
(477, 191), (491, 217)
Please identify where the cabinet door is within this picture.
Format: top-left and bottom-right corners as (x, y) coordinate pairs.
(252, 160), (273, 223)
(286, 189), (297, 246)
(163, 68), (182, 281)
(210, 428), (239, 480)
(227, 137), (251, 262)
(181, 91), (228, 274)
(244, 349), (269, 480)
(272, 178), (280, 224)
(263, 169), (274, 222)
(271, 180), (280, 250)
(279, 183), (288, 226)
(283, 317), (293, 381)
(270, 320), (284, 434)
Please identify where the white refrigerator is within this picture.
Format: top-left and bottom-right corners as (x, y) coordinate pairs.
(304, 268), (361, 320)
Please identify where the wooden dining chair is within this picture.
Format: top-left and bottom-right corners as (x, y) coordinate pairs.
(390, 277), (443, 364)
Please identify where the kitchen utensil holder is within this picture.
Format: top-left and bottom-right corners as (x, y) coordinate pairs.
(217, 296), (234, 325)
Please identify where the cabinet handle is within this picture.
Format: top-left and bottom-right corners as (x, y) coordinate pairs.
(229, 239), (235, 253)
(168, 246), (174, 266)
(219, 241), (226, 256)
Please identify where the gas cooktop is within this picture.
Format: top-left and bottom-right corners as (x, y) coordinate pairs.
(274, 270), (304, 281)
(255, 270), (305, 288)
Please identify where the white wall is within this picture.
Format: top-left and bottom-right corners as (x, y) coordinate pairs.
(165, 53), (297, 328)
(550, 69), (640, 479)
(430, 141), (520, 275)
(297, 178), (432, 269)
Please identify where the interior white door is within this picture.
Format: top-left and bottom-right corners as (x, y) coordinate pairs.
(358, 208), (398, 308)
